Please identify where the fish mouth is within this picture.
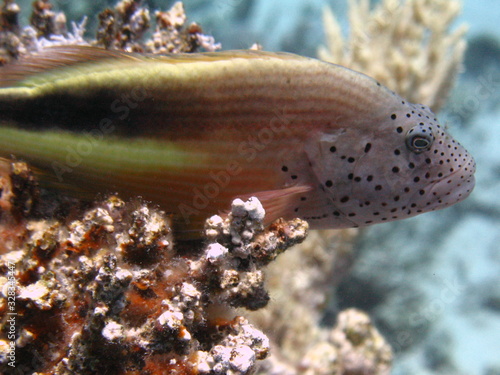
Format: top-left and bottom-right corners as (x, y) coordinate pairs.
(424, 161), (476, 210)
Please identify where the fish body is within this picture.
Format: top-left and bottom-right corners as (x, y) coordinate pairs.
(0, 46), (475, 237)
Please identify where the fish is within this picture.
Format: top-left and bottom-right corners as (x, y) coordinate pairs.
(0, 46), (476, 238)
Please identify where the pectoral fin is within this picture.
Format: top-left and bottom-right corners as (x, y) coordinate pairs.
(235, 185), (312, 225)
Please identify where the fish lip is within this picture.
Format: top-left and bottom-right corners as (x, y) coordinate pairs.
(424, 162), (476, 207)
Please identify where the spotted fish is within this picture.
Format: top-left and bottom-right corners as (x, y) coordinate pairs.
(0, 46), (475, 237)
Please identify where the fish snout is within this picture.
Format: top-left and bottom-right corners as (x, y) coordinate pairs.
(426, 153), (476, 210)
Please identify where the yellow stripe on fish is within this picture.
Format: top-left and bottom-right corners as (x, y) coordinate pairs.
(0, 46), (475, 238)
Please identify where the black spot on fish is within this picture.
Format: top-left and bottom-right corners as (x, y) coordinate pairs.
(391, 114), (397, 120)
(340, 196), (349, 203)
(333, 211), (340, 216)
(281, 166), (288, 172)
(325, 180), (333, 188)
(291, 175), (297, 180)
(375, 185), (382, 191)
(364, 143), (372, 153)
(394, 149), (401, 156)
(330, 146), (336, 153)
(396, 126), (403, 133)
(392, 166), (400, 173)
(347, 157), (355, 163)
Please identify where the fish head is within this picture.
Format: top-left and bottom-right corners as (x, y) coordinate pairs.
(304, 103), (476, 228)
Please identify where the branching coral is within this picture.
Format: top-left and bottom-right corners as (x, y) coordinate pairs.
(94, 0), (221, 52)
(300, 308), (392, 375)
(318, 0), (467, 111)
(0, 0), (220, 65)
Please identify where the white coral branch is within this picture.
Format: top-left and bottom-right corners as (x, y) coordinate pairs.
(318, 0), (467, 112)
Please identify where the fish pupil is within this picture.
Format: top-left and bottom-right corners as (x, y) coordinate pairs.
(414, 138), (430, 148)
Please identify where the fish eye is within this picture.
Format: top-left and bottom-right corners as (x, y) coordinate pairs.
(405, 125), (434, 153)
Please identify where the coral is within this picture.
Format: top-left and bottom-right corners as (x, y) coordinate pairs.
(30, 0), (65, 39)
(95, 0), (151, 51)
(0, 0), (84, 64)
(318, 0), (467, 111)
(144, 1), (221, 54)
(0, 0), (220, 65)
(0, 159), (308, 374)
(0, 160), (38, 223)
(254, 309), (392, 375)
(248, 230), (393, 375)
(0, 0), (23, 63)
(94, 0), (221, 53)
(300, 309), (392, 375)
(249, 229), (359, 364)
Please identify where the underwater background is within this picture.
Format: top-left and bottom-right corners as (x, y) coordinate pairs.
(9, 0), (500, 374)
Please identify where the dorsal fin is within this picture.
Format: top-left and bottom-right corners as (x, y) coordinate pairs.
(0, 46), (140, 88)
(0, 45), (309, 88)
